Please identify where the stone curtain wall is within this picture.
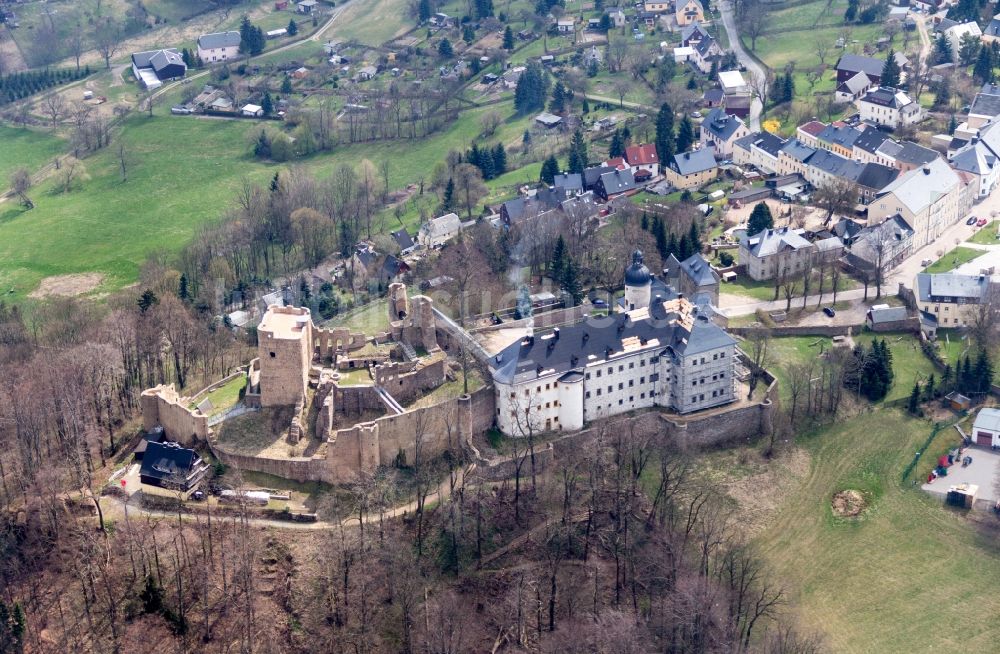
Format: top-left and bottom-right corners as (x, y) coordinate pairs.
(374, 358), (447, 405)
(140, 385), (209, 447)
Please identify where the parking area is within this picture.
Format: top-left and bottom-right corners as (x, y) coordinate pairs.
(921, 446), (1000, 509)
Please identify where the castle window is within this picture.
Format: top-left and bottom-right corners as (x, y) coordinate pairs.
(629, 362), (634, 369)
(628, 380), (634, 387)
(618, 383), (623, 390)
(269, 352), (276, 358)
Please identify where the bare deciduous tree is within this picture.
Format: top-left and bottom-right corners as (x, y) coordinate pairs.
(10, 167), (33, 209)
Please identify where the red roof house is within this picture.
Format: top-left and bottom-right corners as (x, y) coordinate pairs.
(624, 143), (660, 176)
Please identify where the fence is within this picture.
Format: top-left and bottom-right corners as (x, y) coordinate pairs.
(902, 422), (945, 483)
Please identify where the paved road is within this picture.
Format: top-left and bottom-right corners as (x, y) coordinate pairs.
(718, 0), (764, 131)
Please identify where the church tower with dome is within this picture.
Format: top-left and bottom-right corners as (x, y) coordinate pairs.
(623, 250), (652, 311)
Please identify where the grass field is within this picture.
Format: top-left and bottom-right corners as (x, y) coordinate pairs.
(0, 96), (534, 298)
(925, 246), (984, 273)
(855, 331), (937, 402)
(324, 0), (412, 45)
(192, 375), (247, 416)
(323, 299), (390, 334)
(754, 411), (1000, 652)
(722, 270), (857, 301)
(967, 221), (1000, 245)
(0, 126), (65, 184)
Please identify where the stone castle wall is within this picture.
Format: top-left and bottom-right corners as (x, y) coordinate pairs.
(374, 357), (447, 405)
(140, 385), (209, 447)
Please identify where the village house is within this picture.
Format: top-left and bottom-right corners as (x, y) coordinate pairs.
(690, 35), (724, 73)
(815, 122), (861, 158)
(835, 71), (875, 104)
(665, 253), (721, 305)
(491, 252), (739, 435)
(131, 48), (186, 89)
(392, 229), (416, 255)
(857, 87), (922, 129)
(675, 0), (705, 26)
(417, 212), (462, 248)
(843, 215), (914, 275)
(738, 227), (815, 281)
(296, 0), (318, 13)
(951, 122), (1000, 198)
(942, 21), (982, 61)
(733, 131), (784, 174)
(241, 103), (264, 117)
(556, 17), (575, 32)
(196, 31), (241, 63)
(139, 441), (210, 500)
(795, 120), (827, 147)
(971, 408), (1000, 447)
(665, 147), (718, 189)
(607, 8), (627, 27)
(624, 143), (661, 178)
(835, 52), (908, 86)
(915, 271), (997, 327)
(644, 0), (670, 12)
(595, 168), (639, 200)
(699, 108), (751, 158)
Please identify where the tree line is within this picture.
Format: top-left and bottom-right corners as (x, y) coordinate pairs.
(0, 67), (92, 105)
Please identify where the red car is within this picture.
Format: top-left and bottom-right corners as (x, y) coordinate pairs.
(978, 218), (989, 227)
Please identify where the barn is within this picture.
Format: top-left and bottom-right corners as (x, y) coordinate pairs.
(971, 408), (1000, 447)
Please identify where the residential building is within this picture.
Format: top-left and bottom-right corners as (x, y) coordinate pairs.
(857, 87), (921, 129)
(241, 103), (264, 117)
(644, 0), (670, 12)
(844, 215), (914, 275)
(675, 0), (704, 25)
(733, 131), (784, 173)
(417, 212), (463, 247)
(802, 148), (863, 191)
(699, 108), (751, 158)
(139, 441), (209, 500)
(796, 120), (827, 147)
(718, 70), (748, 95)
(851, 124), (892, 164)
(853, 162), (899, 204)
(595, 168), (638, 199)
(392, 229), (416, 254)
(690, 35), (723, 73)
(950, 124), (1000, 198)
(835, 52), (908, 85)
(491, 257), (739, 435)
(671, 253), (720, 305)
(681, 23), (711, 47)
(775, 139), (816, 176)
(943, 22), (982, 61)
(869, 158), (972, 249)
(556, 17), (575, 32)
(983, 14), (1000, 44)
(296, 0), (318, 12)
(816, 122), (861, 157)
(665, 147), (718, 189)
(835, 71), (875, 104)
(624, 143), (661, 177)
(196, 30), (241, 63)
(874, 139), (938, 172)
(583, 165), (616, 191)
(131, 49), (186, 89)
(915, 271), (997, 327)
(739, 227), (815, 281)
(607, 8), (627, 27)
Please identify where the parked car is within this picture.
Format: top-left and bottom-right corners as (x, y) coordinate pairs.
(823, 307), (836, 317)
(966, 215), (978, 225)
(977, 218), (988, 227)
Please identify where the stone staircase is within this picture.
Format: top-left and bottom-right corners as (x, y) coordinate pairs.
(399, 341), (417, 361)
(374, 386), (405, 415)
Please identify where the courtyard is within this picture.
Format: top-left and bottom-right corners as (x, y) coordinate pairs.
(922, 445), (1000, 510)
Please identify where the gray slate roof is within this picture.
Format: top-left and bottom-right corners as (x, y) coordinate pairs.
(671, 147), (717, 175)
(702, 108), (745, 141)
(876, 157), (959, 214)
(853, 125), (890, 154)
(969, 91), (1000, 118)
(817, 123), (861, 150)
(598, 168), (638, 194)
(780, 139), (816, 162)
(807, 149), (863, 180)
(868, 306), (908, 323)
(916, 272), (992, 302)
(855, 162), (899, 191)
(679, 254), (718, 287)
(198, 31), (241, 49)
(740, 227), (811, 256)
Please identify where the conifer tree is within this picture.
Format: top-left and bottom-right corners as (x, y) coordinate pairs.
(676, 116), (695, 152)
(655, 102), (675, 165)
(567, 128), (588, 174)
(881, 49), (901, 89)
(540, 155), (559, 184)
(608, 129), (625, 158)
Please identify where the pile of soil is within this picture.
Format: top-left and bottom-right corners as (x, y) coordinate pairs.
(831, 490), (867, 518)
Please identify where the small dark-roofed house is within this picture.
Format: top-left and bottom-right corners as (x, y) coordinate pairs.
(391, 229), (415, 254)
(595, 168), (638, 200)
(583, 165), (615, 190)
(553, 172), (583, 196)
(681, 23), (711, 47)
(835, 52), (908, 85)
(832, 217), (865, 245)
(139, 441), (209, 500)
(703, 87), (725, 108)
(966, 90), (1000, 130)
(835, 71), (875, 104)
(666, 147), (718, 189)
(854, 162), (900, 204)
(843, 215), (914, 276)
(380, 255), (410, 285)
(131, 48), (187, 88)
(983, 13), (1000, 43)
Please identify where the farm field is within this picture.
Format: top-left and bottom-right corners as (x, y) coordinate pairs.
(753, 411), (1000, 652)
(0, 125), (65, 182)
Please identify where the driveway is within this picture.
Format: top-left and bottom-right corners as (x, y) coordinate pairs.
(718, 0), (764, 131)
(922, 446), (1000, 509)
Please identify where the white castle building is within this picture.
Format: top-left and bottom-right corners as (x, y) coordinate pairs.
(490, 251), (739, 436)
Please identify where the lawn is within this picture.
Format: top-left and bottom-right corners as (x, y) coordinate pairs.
(754, 411), (1000, 653)
(722, 269), (857, 301)
(967, 221), (1000, 245)
(0, 126), (65, 184)
(924, 246), (984, 274)
(855, 331), (938, 403)
(322, 298), (390, 334)
(192, 375), (247, 416)
(324, 0), (412, 45)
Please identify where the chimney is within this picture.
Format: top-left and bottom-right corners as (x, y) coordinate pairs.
(922, 165), (931, 175)
(553, 327), (560, 340)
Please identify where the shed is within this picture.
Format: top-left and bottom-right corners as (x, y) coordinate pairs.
(535, 112), (563, 128)
(947, 484), (978, 508)
(972, 407), (1000, 447)
(945, 391), (971, 412)
(241, 103), (264, 117)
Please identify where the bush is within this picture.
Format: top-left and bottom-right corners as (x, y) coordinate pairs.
(718, 251), (734, 266)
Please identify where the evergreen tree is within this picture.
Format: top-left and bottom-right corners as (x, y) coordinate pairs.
(463, 24), (476, 43)
(942, 363), (952, 388)
(587, 57), (600, 77)
(443, 177), (455, 209)
(688, 219), (702, 255)
(567, 128), (589, 174)
(686, 76), (698, 90)
(973, 45), (994, 85)
(549, 80), (568, 113)
(676, 116), (695, 152)
(582, 97), (590, 113)
(924, 373), (935, 401)
(677, 233), (692, 261)
(608, 129), (625, 158)
(182, 48), (193, 67)
(845, 0), (858, 21)
(640, 212), (649, 231)
(492, 143), (507, 175)
(475, 0), (494, 18)
(281, 76), (293, 93)
(479, 150), (495, 179)
(654, 102), (675, 165)
(514, 60), (548, 113)
(934, 77), (952, 108)
(934, 33), (952, 64)
(467, 142), (482, 169)
(974, 349), (994, 394)
(287, 18), (298, 36)
(418, 0), (433, 22)
(261, 91), (273, 115)
(881, 49), (901, 89)
(781, 72), (795, 102)
(655, 218), (668, 258)
(665, 230), (678, 259)
(178, 273), (189, 301)
(561, 257), (584, 302)
(523, 129), (532, 148)
(551, 235), (567, 280)
(540, 154), (559, 184)
(961, 356), (973, 393)
(747, 202), (773, 236)
(138, 290), (158, 313)
(503, 25), (515, 50)
(959, 33), (981, 66)
(438, 38), (454, 58)
(908, 381), (922, 414)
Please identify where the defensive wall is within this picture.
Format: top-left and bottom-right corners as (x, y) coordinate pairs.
(140, 385), (210, 447)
